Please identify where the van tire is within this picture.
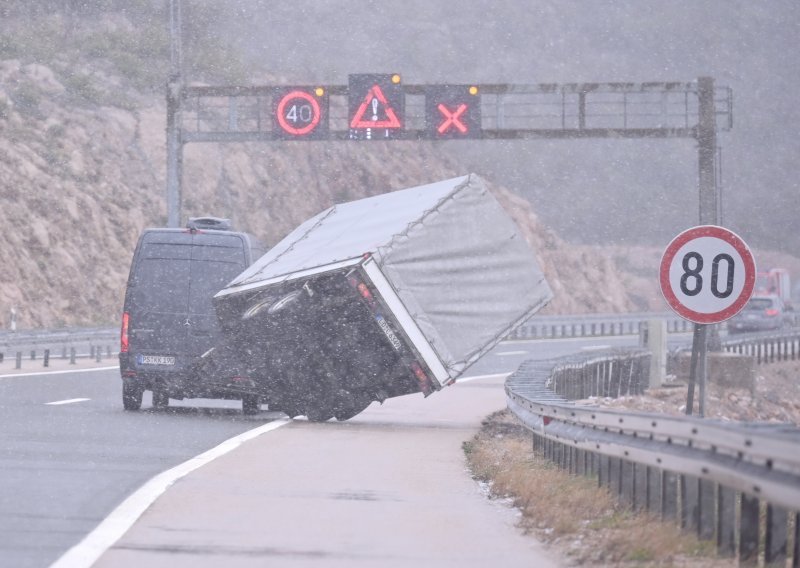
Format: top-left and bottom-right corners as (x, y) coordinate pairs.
(242, 394), (260, 415)
(152, 388), (169, 409)
(122, 382), (144, 411)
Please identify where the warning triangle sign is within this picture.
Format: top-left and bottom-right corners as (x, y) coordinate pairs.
(349, 85), (402, 129)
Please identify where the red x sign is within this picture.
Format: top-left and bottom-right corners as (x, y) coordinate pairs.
(437, 103), (468, 134)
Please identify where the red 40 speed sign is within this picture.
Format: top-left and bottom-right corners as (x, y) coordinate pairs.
(659, 225), (756, 324)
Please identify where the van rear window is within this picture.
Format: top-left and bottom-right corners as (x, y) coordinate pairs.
(133, 241), (247, 314)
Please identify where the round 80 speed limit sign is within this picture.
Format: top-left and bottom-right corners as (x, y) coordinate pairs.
(659, 225), (756, 324)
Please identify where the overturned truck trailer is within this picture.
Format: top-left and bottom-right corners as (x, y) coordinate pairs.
(198, 174), (553, 420)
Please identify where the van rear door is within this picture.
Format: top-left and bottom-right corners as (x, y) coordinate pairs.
(127, 231), (248, 375)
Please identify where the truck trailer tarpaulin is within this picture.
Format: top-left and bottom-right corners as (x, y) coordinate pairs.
(202, 174), (553, 421)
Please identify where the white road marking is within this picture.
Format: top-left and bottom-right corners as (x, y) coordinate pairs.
(49, 417), (292, 568)
(493, 350), (528, 356)
(456, 372), (511, 383)
(0, 366), (119, 379)
(45, 398), (91, 406)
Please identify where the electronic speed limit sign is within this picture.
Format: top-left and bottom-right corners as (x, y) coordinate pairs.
(272, 87), (329, 140)
(660, 226), (756, 324)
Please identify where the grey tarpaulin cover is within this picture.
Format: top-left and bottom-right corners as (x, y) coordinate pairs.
(217, 174), (553, 379)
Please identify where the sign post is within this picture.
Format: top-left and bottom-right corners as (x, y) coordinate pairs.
(659, 225), (756, 416)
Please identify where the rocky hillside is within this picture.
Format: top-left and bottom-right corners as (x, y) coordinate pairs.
(0, 53), (669, 329)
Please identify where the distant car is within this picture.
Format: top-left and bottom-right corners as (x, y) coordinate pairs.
(119, 217), (266, 413)
(727, 294), (788, 334)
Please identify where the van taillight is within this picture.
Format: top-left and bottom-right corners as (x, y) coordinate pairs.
(121, 312), (130, 353)
(765, 308), (779, 317)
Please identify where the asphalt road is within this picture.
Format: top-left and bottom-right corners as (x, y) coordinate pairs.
(0, 365), (277, 568)
(0, 333), (655, 567)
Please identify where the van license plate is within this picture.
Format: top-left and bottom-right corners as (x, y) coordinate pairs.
(137, 355), (176, 366)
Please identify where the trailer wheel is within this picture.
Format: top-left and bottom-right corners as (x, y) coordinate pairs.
(305, 406), (334, 422)
(122, 382), (143, 411)
(334, 400), (372, 421)
(242, 394), (260, 415)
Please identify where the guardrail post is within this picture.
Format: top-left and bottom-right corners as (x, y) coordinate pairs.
(96, 347), (102, 362)
(646, 467), (662, 515)
(634, 463), (648, 511)
(680, 475), (700, 532)
(43, 349), (50, 368)
(609, 457), (622, 496)
(698, 479), (714, 540)
(620, 460), (635, 507)
(0, 352), (3, 364)
(69, 347), (76, 365)
(15, 351), (22, 369)
(716, 485), (736, 557)
(598, 454), (609, 488)
(765, 504), (788, 566)
(662, 471), (678, 521)
(739, 493), (760, 566)
(30, 349), (35, 360)
(793, 511), (799, 568)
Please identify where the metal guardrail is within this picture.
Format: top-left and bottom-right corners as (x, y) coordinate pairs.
(506, 350), (800, 566)
(508, 312), (693, 339)
(0, 327), (118, 368)
(722, 329), (800, 365)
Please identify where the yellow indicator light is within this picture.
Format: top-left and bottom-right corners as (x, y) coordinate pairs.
(469, 86), (479, 95)
(391, 74), (401, 84)
(315, 87), (325, 97)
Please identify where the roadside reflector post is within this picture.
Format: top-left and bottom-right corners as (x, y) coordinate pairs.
(645, 319), (667, 389)
(43, 349), (50, 368)
(69, 347), (76, 365)
(16, 351), (22, 369)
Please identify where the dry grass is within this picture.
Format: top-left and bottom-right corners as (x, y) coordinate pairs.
(464, 410), (727, 566)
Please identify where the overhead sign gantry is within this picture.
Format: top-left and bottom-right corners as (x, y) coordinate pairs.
(175, 77), (732, 145)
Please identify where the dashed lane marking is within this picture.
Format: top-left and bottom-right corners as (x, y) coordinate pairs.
(456, 372), (511, 383)
(45, 398), (91, 406)
(493, 350), (529, 356)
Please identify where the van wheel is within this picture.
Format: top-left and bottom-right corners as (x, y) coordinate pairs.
(122, 382), (143, 411)
(152, 388), (169, 409)
(242, 394), (260, 415)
